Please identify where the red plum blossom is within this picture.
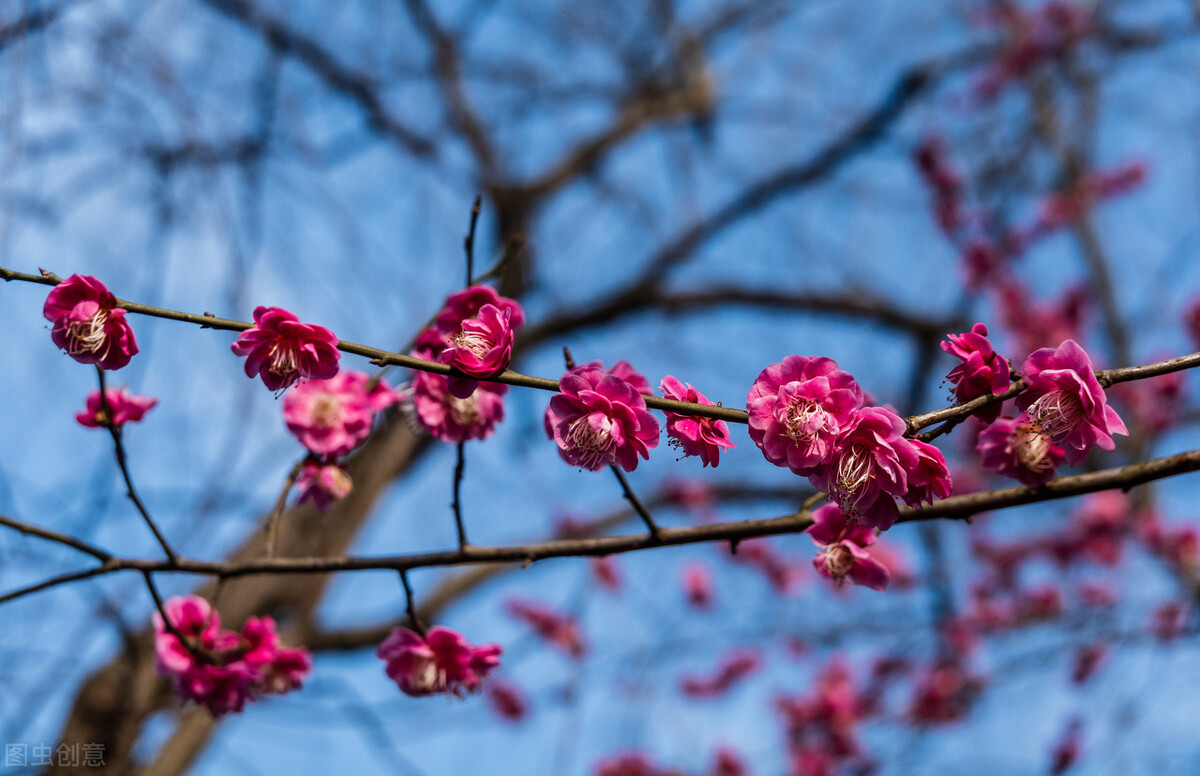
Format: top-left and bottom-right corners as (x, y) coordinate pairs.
(75, 387), (157, 428)
(283, 370), (396, 456)
(230, 306), (340, 391)
(1017, 339), (1127, 464)
(977, 413), (1065, 486)
(377, 625), (501, 697)
(296, 462), (353, 511)
(544, 364), (660, 471)
(806, 504), (891, 591)
(43, 274), (139, 370)
(659, 375), (735, 467)
(939, 323), (1010, 421)
(747, 355), (864, 476)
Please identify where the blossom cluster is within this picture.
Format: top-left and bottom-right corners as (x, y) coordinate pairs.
(153, 595), (312, 717)
(376, 625), (501, 697)
(747, 355), (952, 531)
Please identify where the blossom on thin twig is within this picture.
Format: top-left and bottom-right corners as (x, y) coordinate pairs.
(940, 323), (1010, 422)
(296, 462), (353, 511)
(544, 364), (659, 471)
(230, 306), (340, 391)
(806, 504), (891, 591)
(659, 376), (735, 467)
(377, 625), (502, 697)
(75, 387), (158, 428)
(43, 274), (139, 370)
(1017, 339), (1127, 464)
(153, 595), (311, 717)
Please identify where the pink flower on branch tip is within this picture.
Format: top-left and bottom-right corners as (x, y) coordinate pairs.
(806, 504), (891, 591)
(296, 462), (352, 511)
(43, 274), (139, 370)
(438, 303), (516, 399)
(377, 625), (501, 697)
(904, 439), (953, 508)
(1017, 339), (1127, 465)
(435, 285), (525, 337)
(659, 376), (735, 467)
(505, 599), (586, 658)
(544, 364), (659, 471)
(230, 306), (340, 391)
(153, 595), (311, 717)
(977, 413), (1065, 486)
(75, 387), (157, 428)
(283, 370), (396, 457)
(940, 323), (1011, 422)
(747, 355), (864, 476)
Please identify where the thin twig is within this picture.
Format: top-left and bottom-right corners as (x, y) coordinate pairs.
(266, 458), (307, 557)
(609, 465), (661, 540)
(96, 368), (179, 563)
(399, 570), (425, 635)
(0, 513), (112, 562)
(140, 570), (196, 654)
(463, 194), (481, 285)
(451, 443), (470, 549)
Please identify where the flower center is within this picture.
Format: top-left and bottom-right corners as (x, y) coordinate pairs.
(565, 414), (616, 468)
(408, 654), (446, 694)
(268, 342), (299, 382)
(782, 398), (834, 447)
(309, 394), (343, 428)
(451, 328), (492, 359)
(448, 395), (481, 426)
(835, 443), (873, 502)
(823, 544), (853, 579)
(1027, 389), (1084, 439)
(66, 310), (110, 356)
(1016, 422), (1057, 473)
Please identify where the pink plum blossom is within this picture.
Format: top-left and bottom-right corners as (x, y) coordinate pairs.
(230, 306), (340, 391)
(658, 376), (735, 467)
(710, 748), (746, 776)
(75, 387), (158, 428)
(487, 681), (527, 721)
(904, 439), (953, 507)
(283, 370), (397, 456)
(811, 407), (918, 531)
(434, 285), (525, 337)
(296, 462), (352, 511)
(680, 649), (761, 698)
(438, 303), (516, 398)
(806, 504), (891, 591)
(153, 595), (312, 717)
(939, 323), (1010, 421)
(1017, 339), (1127, 464)
(411, 369), (508, 442)
(544, 364), (659, 471)
(43, 274), (139, 370)
(1050, 718), (1083, 775)
(977, 413), (1065, 485)
(683, 562), (714, 609)
(377, 625), (501, 697)
(505, 599), (586, 658)
(590, 556), (621, 593)
(747, 356), (864, 476)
